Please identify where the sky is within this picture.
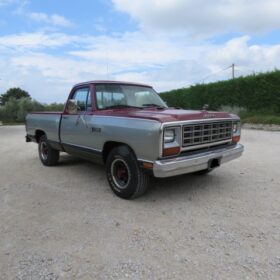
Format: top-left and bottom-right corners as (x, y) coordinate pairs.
(0, 0), (280, 103)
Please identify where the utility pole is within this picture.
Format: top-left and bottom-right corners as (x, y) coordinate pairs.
(231, 63), (235, 79)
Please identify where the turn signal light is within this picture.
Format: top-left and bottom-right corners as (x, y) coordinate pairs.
(163, 147), (180, 157)
(142, 162), (153, 169)
(232, 135), (240, 143)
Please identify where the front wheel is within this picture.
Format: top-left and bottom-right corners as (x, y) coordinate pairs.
(38, 135), (59, 166)
(106, 145), (149, 199)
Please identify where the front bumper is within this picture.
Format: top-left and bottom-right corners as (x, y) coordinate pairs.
(153, 144), (244, 178)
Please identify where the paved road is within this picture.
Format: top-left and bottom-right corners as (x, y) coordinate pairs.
(0, 126), (280, 280)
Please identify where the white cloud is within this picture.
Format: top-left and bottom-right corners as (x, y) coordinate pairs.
(0, 32), (79, 49)
(1, 32), (280, 103)
(10, 53), (107, 83)
(111, 36), (280, 91)
(1, 1), (280, 104)
(0, 0), (16, 7)
(0, 49), (111, 102)
(112, 0), (280, 36)
(0, 0), (29, 11)
(205, 35), (280, 73)
(29, 12), (73, 27)
(69, 33), (190, 67)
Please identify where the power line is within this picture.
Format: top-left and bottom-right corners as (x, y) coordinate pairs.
(196, 63), (257, 85)
(235, 65), (256, 75)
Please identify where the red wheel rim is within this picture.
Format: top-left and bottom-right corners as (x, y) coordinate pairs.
(111, 159), (131, 189)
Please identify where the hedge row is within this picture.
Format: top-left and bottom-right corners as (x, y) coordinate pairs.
(0, 98), (64, 123)
(160, 70), (280, 113)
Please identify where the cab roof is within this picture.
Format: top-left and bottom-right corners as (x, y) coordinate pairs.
(73, 80), (152, 88)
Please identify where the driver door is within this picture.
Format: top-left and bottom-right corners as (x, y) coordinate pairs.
(60, 86), (99, 160)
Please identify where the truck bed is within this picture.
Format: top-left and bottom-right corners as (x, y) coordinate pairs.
(26, 112), (62, 143)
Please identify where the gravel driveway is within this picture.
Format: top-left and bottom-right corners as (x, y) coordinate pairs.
(0, 126), (280, 280)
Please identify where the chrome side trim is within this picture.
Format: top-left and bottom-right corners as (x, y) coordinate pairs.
(62, 142), (102, 153)
(153, 144), (244, 178)
(92, 115), (160, 123)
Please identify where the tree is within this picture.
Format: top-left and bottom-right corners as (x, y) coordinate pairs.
(0, 97), (45, 123)
(0, 87), (30, 105)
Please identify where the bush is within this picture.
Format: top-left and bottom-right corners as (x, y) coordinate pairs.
(242, 115), (280, 125)
(219, 105), (247, 116)
(161, 70), (280, 114)
(44, 102), (65, 112)
(0, 97), (64, 123)
(0, 86), (65, 124)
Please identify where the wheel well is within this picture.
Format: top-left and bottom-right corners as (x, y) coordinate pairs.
(35, 130), (46, 142)
(102, 141), (134, 163)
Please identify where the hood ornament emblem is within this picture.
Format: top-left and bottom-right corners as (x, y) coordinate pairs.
(203, 113), (216, 118)
(202, 104), (215, 118)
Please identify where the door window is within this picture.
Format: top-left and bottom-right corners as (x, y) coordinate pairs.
(72, 88), (91, 111)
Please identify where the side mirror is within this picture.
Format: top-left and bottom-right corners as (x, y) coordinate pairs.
(67, 99), (78, 114)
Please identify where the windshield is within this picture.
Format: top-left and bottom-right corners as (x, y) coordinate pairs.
(95, 84), (167, 110)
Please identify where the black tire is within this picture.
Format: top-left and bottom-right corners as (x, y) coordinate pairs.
(38, 135), (59, 166)
(106, 145), (149, 199)
(194, 168), (213, 175)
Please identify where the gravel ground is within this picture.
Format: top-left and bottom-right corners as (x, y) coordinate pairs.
(0, 125), (280, 280)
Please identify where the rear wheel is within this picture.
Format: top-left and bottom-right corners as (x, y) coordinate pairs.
(106, 145), (149, 199)
(38, 135), (59, 166)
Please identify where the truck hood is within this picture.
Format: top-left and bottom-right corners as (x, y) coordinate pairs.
(96, 108), (234, 123)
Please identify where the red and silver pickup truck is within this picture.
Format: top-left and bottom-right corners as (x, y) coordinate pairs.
(26, 81), (244, 199)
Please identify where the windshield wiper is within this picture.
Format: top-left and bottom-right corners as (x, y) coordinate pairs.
(141, 103), (166, 109)
(105, 104), (143, 109)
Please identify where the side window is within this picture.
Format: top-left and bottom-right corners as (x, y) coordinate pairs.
(72, 88), (90, 111)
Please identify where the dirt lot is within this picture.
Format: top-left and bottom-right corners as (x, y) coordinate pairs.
(0, 126), (280, 280)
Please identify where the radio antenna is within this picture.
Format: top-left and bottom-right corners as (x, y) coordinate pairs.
(106, 50), (109, 80)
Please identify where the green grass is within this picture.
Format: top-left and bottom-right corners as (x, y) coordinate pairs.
(1, 121), (25, 125)
(241, 115), (280, 125)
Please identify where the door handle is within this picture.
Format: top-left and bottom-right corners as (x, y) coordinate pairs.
(62, 116), (69, 119)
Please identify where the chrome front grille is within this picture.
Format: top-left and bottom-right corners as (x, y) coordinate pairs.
(182, 121), (233, 148)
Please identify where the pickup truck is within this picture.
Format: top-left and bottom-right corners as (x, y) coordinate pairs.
(26, 81), (244, 199)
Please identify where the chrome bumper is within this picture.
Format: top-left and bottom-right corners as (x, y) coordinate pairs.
(153, 144), (244, 178)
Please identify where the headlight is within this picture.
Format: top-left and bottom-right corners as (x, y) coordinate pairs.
(232, 121), (241, 134)
(164, 129), (175, 143)
(232, 121), (241, 143)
